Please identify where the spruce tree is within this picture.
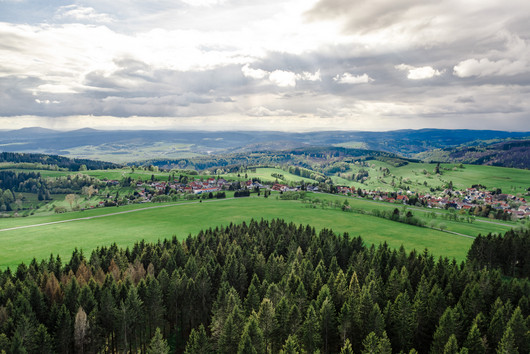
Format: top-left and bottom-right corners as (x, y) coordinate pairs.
(184, 324), (210, 354)
(443, 334), (459, 354)
(496, 326), (518, 354)
(280, 334), (300, 354)
(147, 328), (170, 354)
(463, 322), (485, 354)
(301, 304), (321, 353)
(340, 338), (354, 354)
(505, 307), (529, 354)
(257, 298), (276, 353)
(431, 307), (458, 354)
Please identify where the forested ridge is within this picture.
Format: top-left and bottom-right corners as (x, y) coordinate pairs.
(0, 220), (529, 353)
(0, 152), (120, 171)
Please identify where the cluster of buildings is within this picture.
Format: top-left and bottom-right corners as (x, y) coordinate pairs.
(112, 176), (530, 220)
(337, 186), (530, 219)
(136, 177), (266, 196)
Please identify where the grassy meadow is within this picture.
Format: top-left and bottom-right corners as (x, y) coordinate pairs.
(1, 162), (526, 269)
(0, 196), (478, 269)
(329, 161), (530, 194)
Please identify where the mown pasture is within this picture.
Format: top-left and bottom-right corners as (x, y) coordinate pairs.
(0, 196), (477, 269)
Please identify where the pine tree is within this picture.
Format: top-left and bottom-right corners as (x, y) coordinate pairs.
(340, 338), (354, 354)
(361, 331), (392, 354)
(235, 332), (256, 354)
(301, 304), (321, 353)
(288, 304), (302, 336)
(389, 292), (415, 352)
(145, 277), (165, 339)
(55, 304), (73, 353)
(463, 322), (485, 354)
(184, 324), (211, 354)
(443, 334), (459, 354)
(320, 297), (338, 353)
(244, 283), (261, 316)
(280, 334), (300, 354)
(496, 326), (518, 354)
(147, 328), (170, 354)
(431, 307), (458, 354)
(239, 314), (265, 354)
(98, 287), (117, 351)
(274, 297), (291, 351)
(338, 301), (353, 343)
(218, 305), (245, 353)
(257, 298), (276, 353)
(505, 307), (529, 354)
(34, 324), (54, 354)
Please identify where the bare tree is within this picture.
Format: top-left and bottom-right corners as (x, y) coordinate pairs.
(74, 306), (89, 354)
(82, 185), (98, 199)
(65, 194), (77, 210)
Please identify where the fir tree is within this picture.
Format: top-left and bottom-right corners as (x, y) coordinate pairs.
(147, 328), (170, 354)
(184, 324), (210, 354)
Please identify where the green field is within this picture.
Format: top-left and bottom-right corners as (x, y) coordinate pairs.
(304, 193), (514, 236)
(224, 167), (316, 183)
(328, 161), (530, 194)
(0, 197), (478, 269)
(1, 162), (526, 269)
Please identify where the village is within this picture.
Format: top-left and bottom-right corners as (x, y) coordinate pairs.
(108, 174), (530, 221)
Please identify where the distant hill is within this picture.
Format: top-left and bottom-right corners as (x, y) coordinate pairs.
(0, 152), (121, 171)
(144, 146), (414, 171)
(0, 127), (528, 164)
(416, 139), (530, 169)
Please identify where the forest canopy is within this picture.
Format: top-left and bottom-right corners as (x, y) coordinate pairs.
(0, 220), (528, 353)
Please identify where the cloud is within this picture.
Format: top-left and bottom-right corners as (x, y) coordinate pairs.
(35, 99), (60, 104)
(1, 0), (530, 131)
(247, 106), (294, 117)
(455, 96), (474, 103)
(56, 5), (114, 23)
(242, 64), (268, 79)
(297, 70), (321, 81)
(453, 58), (527, 78)
(333, 72), (374, 84)
(395, 64), (443, 80)
(269, 70), (297, 87)
(242, 65), (320, 87)
(180, 0), (227, 6)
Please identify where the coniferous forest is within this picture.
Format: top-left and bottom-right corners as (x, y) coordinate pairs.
(0, 219), (529, 353)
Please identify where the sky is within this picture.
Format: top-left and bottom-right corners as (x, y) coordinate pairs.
(0, 0), (529, 132)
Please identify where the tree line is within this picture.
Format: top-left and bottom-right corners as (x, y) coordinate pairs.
(0, 220), (528, 353)
(0, 152), (120, 171)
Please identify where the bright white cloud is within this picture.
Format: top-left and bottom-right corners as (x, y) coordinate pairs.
(269, 70), (297, 87)
(56, 5), (114, 23)
(243, 65), (320, 87)
(297, 70), (321, 81)
(395, 64), (443, 80)
(453, 58), (527, 78)
(334, 73), (374, 84)
(242, 64), (268, 79)
(35, 99), (60, 104)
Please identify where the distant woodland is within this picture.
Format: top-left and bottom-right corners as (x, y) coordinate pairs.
(0, 152), (120, 171)
(0, 220), (528, 353)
